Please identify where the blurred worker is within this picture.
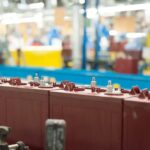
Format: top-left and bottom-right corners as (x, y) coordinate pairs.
(0, 36), (10, 64)
(61, 35), (72, 68)
(16, 48), (22, 66)
(31, 34), (43, 46)
(48, 27), (62, 46)
(0, 39), (4, 64)
(16, 47), (26, 66)
(8, 32), (25, 66)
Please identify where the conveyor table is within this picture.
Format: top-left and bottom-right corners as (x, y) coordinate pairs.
(123, 97), (150, 150)
(50, 90), (132, 150)
(0, 84), (50, 150)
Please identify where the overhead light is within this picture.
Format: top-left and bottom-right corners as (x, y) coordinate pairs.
(99, 3), (150, 14)
(18, 3), (28, 10)
(80, 9), (85, 14)
(44, 16), (55, 21)
(109, 30), (117, 36)
(109, 31), (146, 38)
(2, 13), (18, 18)
(51, 0), (57, 6)
(87, 8), (97, 19)
(79, 0), (85, 4)
(29, 2), (44, 9)
(18, 2), (44, 10)
(64, 16), (71, 21)
(1, 17), (38, 24)
(86, 3), (150, 18)
(126, 33), (146, 38)
(3, 0), (9, 7)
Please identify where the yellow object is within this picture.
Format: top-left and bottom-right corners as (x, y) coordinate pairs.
(109, 52), (117, 61)
(10, 46), (63, 68)
(143, 68), (150, 75)
(113, 84), (120, 89)
(145, 33), (150, 47)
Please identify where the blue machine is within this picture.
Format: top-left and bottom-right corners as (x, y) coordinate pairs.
(82, 0), (88, 69)
(0, 65), (150, 90)
(47, 27), (62, 45)
(94, 0), (100, 70)
(82, 0), (110, 70)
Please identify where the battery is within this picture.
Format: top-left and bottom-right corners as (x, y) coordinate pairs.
(45, 119), (66, 150)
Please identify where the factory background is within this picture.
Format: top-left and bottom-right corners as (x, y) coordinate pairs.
(0, 0), (150, 75)
(1, 1), (150, 150)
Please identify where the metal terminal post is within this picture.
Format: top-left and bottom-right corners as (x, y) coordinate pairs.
(34, 73), (39, 83)
(91, 77), (96, 88)
(45, 119), (66, 150)
(107, 80), (113, 93)
(0, 126), (29, 150)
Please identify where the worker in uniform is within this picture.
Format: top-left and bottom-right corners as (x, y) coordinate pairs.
(61, 35), (72, 68)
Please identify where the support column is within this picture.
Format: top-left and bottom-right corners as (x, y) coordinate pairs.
(94, 0), (100, 70)
(81, 0), (88, 69)
(72, 1), (82, 69)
